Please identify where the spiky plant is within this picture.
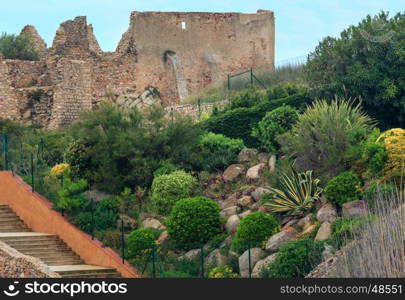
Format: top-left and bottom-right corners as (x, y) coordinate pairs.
(264, 167), (322, 216)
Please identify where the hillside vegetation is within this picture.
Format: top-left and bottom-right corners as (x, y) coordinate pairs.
(0, 11), (404, 278)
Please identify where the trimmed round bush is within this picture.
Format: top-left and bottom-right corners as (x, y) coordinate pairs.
(151, 170), (196, 215)
(127, 228), (160, 260)
(232, 211), (279, 254)
(208, 266), (239, 278)
(261, 238), (324, 278)
(167, 197), (222, 249)
(377, 128), (405, 177)
(252, 105), (298, 153)
(324, 171), (362, 207)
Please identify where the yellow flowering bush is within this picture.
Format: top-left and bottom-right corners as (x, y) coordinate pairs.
(377, 128), (405, 176)
(208, 266), (239, 278)
(50, 163), (70, 178)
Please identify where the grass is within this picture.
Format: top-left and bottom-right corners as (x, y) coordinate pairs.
(333, 185), (404, 277)
(183, 64), (306, 105)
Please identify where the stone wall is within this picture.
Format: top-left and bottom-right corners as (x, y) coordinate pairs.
(0, 10), (274, 128)
(0, 241), (60, 278)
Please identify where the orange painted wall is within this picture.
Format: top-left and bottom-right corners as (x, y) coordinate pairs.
(0, 171), (139, 278)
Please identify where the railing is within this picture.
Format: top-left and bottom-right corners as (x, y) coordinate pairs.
(227, 68), (267, 90)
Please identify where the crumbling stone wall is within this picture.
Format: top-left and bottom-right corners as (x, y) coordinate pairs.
(0, 10), (274, 128)
(0, 241), (60, 278)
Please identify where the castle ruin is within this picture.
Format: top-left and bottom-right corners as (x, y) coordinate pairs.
(0, 10), (275, 128)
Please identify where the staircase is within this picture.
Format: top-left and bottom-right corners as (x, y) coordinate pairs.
(0, 204), (121, 278)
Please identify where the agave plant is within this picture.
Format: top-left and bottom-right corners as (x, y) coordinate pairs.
(264, 167), (322, 216)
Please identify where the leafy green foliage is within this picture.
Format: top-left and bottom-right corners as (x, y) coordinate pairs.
(279, 98), (375, 179)
(252, 105), (298, 153)
(305, 12), (405, 128)
(127, 228), (160, 261)
(203, 92), (312, 147)
(67, 104), (203, 193)
(167, 197), (222, 249)
(345, 128), (388, 178)
(264, 167), (322, 216)
(56, 179), (89, 213)
(0, 33), (38, 61)
(151, 171), (196, 215)
(208, 266), (239, 278)
(153, 162), (178, 177)
(324, 171), (363, 207)
(331, 217), (372, 248)
(198, 132), (245, 172)
(232, 211), (279, 254)
(261, 238), (324, 278)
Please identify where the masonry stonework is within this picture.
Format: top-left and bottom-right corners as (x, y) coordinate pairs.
(0, 10), (275, 128)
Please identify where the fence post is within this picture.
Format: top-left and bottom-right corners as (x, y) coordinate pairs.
(200, 245), (205, 278)
(198, 98), (201, 119)
(248, 245), (252, 279)
(227, 74), (231, 90)
(250, 68), (253, 85)
(152, 244), (156, 278)
(3, 135), (8, 171)
(30, 153), (34, 192)
(121, 218), (125, 264)
(91, 198), (95, 240)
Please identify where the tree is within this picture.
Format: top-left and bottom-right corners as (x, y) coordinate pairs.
(305, 12), (405, 128)
(0, 33), (38, 61)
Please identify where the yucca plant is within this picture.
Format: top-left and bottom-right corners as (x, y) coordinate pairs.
(264, 167), (322, 216)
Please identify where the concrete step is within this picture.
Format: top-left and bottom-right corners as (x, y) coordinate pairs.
(10, 243), (69, 250)
(0, 228), (31, 232)
(45, 260), (84, 266)
(50, 265), (121, 278)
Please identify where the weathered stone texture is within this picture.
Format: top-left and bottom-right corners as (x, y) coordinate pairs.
(0, 10), (275, 128)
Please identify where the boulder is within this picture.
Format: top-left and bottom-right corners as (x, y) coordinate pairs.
(316, 202), (337, 223)
(268, 155), (276, 172)
(205, 249), (227, 269)
(238, 248), (264, 278)
(183, 249), (201, 261)
(225, 215), (240, 234)
(223, 164), (246, 182)
(220, 235), (233, 249)
(246, 163), (265, 181)
(251, 254), (277, 278)
(315, 222), (332, 241)
(342, 200), (369, 218)
(157, 231), (169, 244)
(239, 210), (252, 219)
(251, 187), (271, 202)
(238, 148), (258, 163)
(297, 213), (316, 231)
(257, 152), (270, 163)
(265, 228), (297, 252)
(238, 196), (254, 207)
(142, 218), (165, 230)
(220, 206), (241, 218)
(219, 196), (238, 209)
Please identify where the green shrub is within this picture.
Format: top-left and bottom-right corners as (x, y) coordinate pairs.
(161, 271), (194, 278)
(127, 228), (161, 260)
(64, 140), (92, 180)
(56, 179), (89, 213)
(364, 182), (395, 206)
(151, 170), (196, 215)
(96, 229), (121, 250)
(208, 266), (239, 278)
(198, 132), (245, 172)
(261, 239), (324, 278)
(252, 105), (298, 153)
(331, 217), (372, 248)
(264, 167), (322, 216)
(203, 92), (312, 147)
(0, 33), (38, 60)
(153, 162), (178, 177)
(324, 171), (363, 207)
(305, 11), (405, 128)
(345, 128), (388, 177)
(280, 98), (375, 179)
(232, 211), (279, 254)
(167, 197), (222, 249)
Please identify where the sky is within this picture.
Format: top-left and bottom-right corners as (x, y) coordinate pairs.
(1, 0), (403, 63)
